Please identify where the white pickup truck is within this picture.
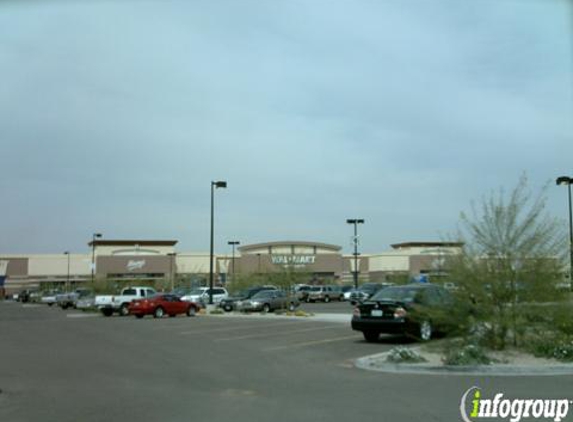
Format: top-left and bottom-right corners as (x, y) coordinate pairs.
(95, 286), (157, 317)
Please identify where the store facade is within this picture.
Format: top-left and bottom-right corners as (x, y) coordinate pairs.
(0, 240), (462, 295)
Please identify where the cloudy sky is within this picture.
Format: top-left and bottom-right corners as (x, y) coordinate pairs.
(0, 0), (571, 255)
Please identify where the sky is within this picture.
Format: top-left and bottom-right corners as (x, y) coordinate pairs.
(0, 0), (572, 256)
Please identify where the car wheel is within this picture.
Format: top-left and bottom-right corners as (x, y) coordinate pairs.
(223, 305), (232, 312)
(262, 304), (271, 313)
(288, 302), (296, 312)
(135, 314), (144, 319)
(363, 331), (379, 342)
(324, 296), (330, 303)
(119, 303), (130, 317)
(101, 308), (113, 317)
(418, 320), (432, 341)
(154, 307), (165, 318)
(186, 306), (196, 317)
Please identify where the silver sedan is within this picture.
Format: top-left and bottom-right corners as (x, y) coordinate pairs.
(237, 290), (299, 313)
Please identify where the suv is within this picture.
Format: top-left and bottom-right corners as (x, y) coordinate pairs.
(219, 285), (277, 312)
(306, 285), (343, 303)
(181, 287), (228, 305)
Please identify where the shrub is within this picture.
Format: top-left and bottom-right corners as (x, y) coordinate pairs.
(526, 330), (573, 362)
(442, 343), (492, 366)
(386, 347), (427, 364)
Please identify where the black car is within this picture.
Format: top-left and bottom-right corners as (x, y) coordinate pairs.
(219, 286), (277, 312)
(351, 283), (454, 342)
(18, 289), (33, 303)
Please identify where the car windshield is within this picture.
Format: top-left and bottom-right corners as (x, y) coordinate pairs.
(251, 291), (272, 299)
(370, 287), (420, 303)
(310, 287), (321, 291)
(188, 289), (206, 295)
(172, 288), (188, 296)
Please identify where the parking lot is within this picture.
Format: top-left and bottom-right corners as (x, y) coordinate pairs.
(2, 301), (573, 422)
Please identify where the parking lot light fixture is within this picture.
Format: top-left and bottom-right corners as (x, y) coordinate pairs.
(346, 219), (365, 289)
(64, 251), (70, 292)
(167, 253), (177, 292)
(91, 233), (102, 284)
(209, 181), (227, 305)
(556, 176), (573, 290)
(228, 241), (240, 284)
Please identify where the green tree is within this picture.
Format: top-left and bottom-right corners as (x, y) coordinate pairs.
(447, 175), (567, 350)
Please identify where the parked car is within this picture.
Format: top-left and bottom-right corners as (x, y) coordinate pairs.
(95, 286), (157, 316)
(180, 287), (228, 305)
(293, 284), (312, 301)
(237, 290), (299, 313)
(75, 294), (96, 311)
(17, 289), (35, 303)
(56, 288), (93, 309)
(351, 283), (454, 342)
(128, 294), (200, 319)
(342, 286), (355, 301)
(348, 283), (389, 303)
(219, 285), (277, 312)
(306, 285), (343, 302)
(41, 290), (62, 306)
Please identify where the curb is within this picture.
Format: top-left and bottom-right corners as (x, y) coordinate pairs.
(354, 351), (573, 377)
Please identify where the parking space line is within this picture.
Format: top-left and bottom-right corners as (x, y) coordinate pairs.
(180, 320), (307, 335)
(213, 324), (344, 342)
(263, 335), (362, 352)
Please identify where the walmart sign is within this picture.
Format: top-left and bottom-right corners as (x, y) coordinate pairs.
(271, 255), (316, 266)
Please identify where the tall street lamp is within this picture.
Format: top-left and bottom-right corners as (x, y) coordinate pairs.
(91, 233), (102, 284)
(556, 176), (573, 290)
(64, 251), (70, 292)
(228, 241), (240, 284)
(209, 181), (227, 305)
(346, 219), (365, 289)
(168, 252), (177, 292)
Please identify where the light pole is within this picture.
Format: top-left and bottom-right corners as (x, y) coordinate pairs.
(228, 241), (240, 284)
(556, 176), (573, 290)
(91, 233), (102, 284)
(168, 252), (177, 291)
(209, 181), (227, 305)
(346, 219), (365, 289)
(64, 251), (70, 292)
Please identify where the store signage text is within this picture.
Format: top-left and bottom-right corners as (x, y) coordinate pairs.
(127, 260), (146, 272)
(271, 255), (316, 266)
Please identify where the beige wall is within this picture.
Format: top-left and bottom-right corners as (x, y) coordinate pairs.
(368, 254), (410, 272)
(175, 254), (210, 274)
(28, 255), (91, 276)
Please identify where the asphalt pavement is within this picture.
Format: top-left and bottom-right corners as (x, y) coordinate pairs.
(2, 301), (573, 422)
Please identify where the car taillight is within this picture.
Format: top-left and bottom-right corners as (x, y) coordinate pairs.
(353, 307), (361, 317)
(393, 307), (407, 319)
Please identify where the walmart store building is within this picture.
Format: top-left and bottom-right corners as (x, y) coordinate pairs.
(0, 239), (462, 295)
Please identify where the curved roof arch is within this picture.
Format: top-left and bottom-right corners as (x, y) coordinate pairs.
(238, 241), (342, 254)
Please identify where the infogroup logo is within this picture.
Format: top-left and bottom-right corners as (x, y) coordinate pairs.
(460, 387), (570, 422)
